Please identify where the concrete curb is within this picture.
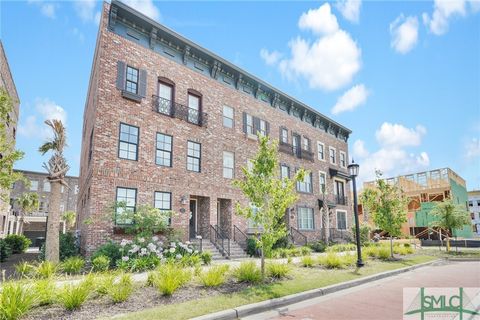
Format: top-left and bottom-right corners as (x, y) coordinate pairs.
(192, 259), (441, 320)
(446, 257), (480, 262)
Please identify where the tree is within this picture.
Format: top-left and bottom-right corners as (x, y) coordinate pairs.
(234, 135), (304, 277)
(15, 192), (39, 234)
(0, 89), (25, 202)
(39, 119), (69, 263)
(360, 171), (408, 258)
(430, 199), (470, 252)
(62, 210), (77, 230)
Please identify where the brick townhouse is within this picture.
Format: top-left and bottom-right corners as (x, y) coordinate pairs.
(78, 0), (354, 256)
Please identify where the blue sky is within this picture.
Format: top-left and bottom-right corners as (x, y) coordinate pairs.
(2, 0), (479, 189)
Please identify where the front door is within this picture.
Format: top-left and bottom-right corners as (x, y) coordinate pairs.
(189, 199), (197, 239)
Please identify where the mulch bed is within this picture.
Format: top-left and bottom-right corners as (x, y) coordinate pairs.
(1, 251), (39, 280)
(25, 280), (252, 320)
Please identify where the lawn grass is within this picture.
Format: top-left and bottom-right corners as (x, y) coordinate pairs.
(419, 248), (480, 258)
(113, 255), (437, 320)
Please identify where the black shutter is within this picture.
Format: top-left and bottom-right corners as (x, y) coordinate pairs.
(242, 112), (247, 133)
(265, 121), (270, 136)
(253, 117), (260, 134)
(116, 61), (126, 90)
(139, 69), (147, 97)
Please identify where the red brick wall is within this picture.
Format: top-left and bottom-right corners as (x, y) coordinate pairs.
(78, 3), (352, 254)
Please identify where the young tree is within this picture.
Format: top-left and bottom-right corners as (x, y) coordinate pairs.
(62, 210), (77, 230)
(430, 199), (470, 252)
(15, 192), (39, 234)
(360, 171), (408, 258)
(0, 89), (25, 202)
(39, 119), (69, 263)
(234, 135), (304, 277)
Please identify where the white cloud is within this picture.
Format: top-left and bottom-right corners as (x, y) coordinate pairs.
(73, 0), (97, 22)
(465, 137), (480, 161)
(122, 0), (161, 21)
(18, 98), (67, 139)
(72, 27), (85, 43)
(352, 139), (369, 159)
(423, 0), (468, 35)
(390, 14), (419, 54)
(298, 3), (339, 35)
(259, 49), (282, 66)
(331, 84), (369, 115)
(336, 0), (362, 23)
(375, 122), (426, 147)
(28, 0), (56, 19)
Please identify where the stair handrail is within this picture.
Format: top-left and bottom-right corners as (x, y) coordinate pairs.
(290, 226), (308, 246)
(217, 227), (231, 257)
(210, 225), (229, 257)
(233, 225), (248, 247)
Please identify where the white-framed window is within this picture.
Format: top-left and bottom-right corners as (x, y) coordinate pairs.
(188, 93), (200, 124)
(340, 151), (346, 168)
(223, 106), (234, 128)
(336, 210), (347, 230)
(43, 180), (51, 192)
(74, 185), (79, 194)
(125, 66), (139, 94)
(30, 180), (38, 191)
(187, 141), (201, 172)
(297, 171), (313, 193)
(156, 133), (173, 167)
(280, 128), (288, 144)
(329, 147), (337, 165)
(281, 164), (290, 179)
(154, 191), (172, 225)
(246, 114), (254, 135)
(302, 136), (310, 151)
(116, 187), (136, 225)
(319, 171), (326, 194)
(258, 119), (267, 136)
(317, 142), (325, 161)
(298, 207), (314, 230)
(223, 151), (234, 179)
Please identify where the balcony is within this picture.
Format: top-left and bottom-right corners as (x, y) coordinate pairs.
(335, 195), (348, 206)
(300, 149), (314, 162)
(278, 141), (294, 155)
(278, 141), (314, 162)
(152, 95), (207, 127)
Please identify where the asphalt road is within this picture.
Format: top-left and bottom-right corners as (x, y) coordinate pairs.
(243, 260), (480, 320)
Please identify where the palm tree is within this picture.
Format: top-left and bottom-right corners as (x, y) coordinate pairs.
(430, 199), (470, 252)
(15, 192), (39, 234)
(39, 119), (69, 263)
(62, 210), (76, 230)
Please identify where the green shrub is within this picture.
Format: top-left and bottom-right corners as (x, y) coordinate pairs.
(179, 255), (201, 267)
(301, 255), (315, 267)
(91, 240), (122, 269)
(308, 241), (327, 253)
(266, 263), (291, 279)
(300, 246), (312, 256)
(129, 256), (160, 272)
(404, 243), (411, 248)
(246, 238), (258, 257)
(200, 251), (212, 265)
(152, 264), (191, 296)
(14, 261), (35, 278)
(91, 255), (110, 272)
(35, 261), (57, 279)
(0, 282), (36, 320)
(199, 265), (229, 287)
(108, 273), (134, 303)
(4, 234), (31, 254)
(61, 256), (85, 274)
(233, 261), (262, 283)
(363, 246), (378, 258)
(319, 253), (344, 269)
(39, 232), (79, 261)
(57, 279), (92, 310)
(404, 245), (414, 254)
(378, 247), (390, 260)
(96, 273), (116, 295)
(341, 254), (357, 267)
(326, 243), (356, 253)
(287, 257), (293, 264)
(0, 239), (12, 262)
(33, 279), (56, 306)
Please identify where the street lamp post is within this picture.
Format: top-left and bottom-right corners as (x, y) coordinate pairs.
(348, 160), (364, 267)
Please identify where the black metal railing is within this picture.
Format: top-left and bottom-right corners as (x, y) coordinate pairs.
(326, 228), (352, 242)
(152, 95), (207, 127)
(300, 149), (314, 162)
(233, 225), (248, 250)
(290, 226), (308, 246)
(278, 141), (314, 162)
(335, 195), (348, 205)
(209, 225), (230, 257)
(279, 141), (294, 155)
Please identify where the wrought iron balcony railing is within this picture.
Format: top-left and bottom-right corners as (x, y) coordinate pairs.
(152, 95), (207, 127)
(335, 195), (348, 206)
(278, 141), (314, 162)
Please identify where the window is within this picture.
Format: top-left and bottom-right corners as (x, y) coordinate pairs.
(188, 93), (200, 124)
(43, 180), (51, 192)
(74, 185), (79, 194)
(156, 133), (172, 167)
(30, 180), (38, 191)
(258, 119), (267, 136)
(187, 141), (201, 172)
(223, 106), (234, 128)
(302, 137), (310, 151)
(61, 186), (64, 193)
(469, 201), (474, 207)
(317, 142), (325, 160)
(335, 180), (346, 204)
(246, 114), (254, 135)
(337, 210), (347, 230)
(319, 171), (326, 194)
(125, 66), (139, 94)
(116, 187), (136, 225)
(118, 123), (139, 161)
(340, 151), (346, 168)
(292, 134), (300, 156)
(158, 82), (173, 115)
(88, 128), (94, 165)
(154, 191), (172, 225)
(223, 151), (234, 178)
(280, 128), (288, 144)
(298, 207), (314, 230)
(477, 201), (480, 206)
(297, 171), (313, 193)
(39, 202), (45, 212)
(243, 113), (268, 137)
(281, 165), (290, 179)
(329, 147), (336, 165)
